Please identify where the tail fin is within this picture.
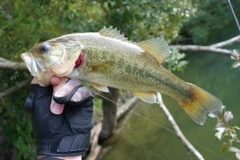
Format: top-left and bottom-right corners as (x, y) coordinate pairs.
(178, 83), (223, 125)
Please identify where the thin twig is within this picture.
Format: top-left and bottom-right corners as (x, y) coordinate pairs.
(210, 35), (240, 48)
(0, 79), (31, 98)
(171, 35), (240, 58)
(171, 45), (238, 57)
(156, 93), (204, 160)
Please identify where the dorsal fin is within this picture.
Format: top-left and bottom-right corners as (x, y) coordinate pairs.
(99, 26), (129, 42)
(138, 38), (169, 64)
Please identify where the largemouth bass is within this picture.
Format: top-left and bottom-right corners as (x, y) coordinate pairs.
(21, 26), (222, 125)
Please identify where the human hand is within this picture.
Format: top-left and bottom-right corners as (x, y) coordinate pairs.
(51, 76), (93, 115)
(24, 77), (94, 157)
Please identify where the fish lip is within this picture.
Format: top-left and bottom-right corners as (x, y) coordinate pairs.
(21, 52), (42, 76)
(21, 52), (34, 74)
(21, 52), (52, 86)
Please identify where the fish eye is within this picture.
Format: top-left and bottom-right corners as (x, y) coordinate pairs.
(39, 44), (49, 53)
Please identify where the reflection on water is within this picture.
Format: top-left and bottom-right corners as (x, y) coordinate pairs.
(100, 52), (240, 160)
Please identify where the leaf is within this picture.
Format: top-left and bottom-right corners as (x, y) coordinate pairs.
(220, 142), (231, 154)
(215, 122), (226, 131)
(215, 130), (224, 140)
(229, 147), (240, 160)
(208, 112), (218, 118)
(233, 126), (240, 130)
(229, 146), (240, 152)
(236, 152), (240, 160)
(232, 61), (240, 68)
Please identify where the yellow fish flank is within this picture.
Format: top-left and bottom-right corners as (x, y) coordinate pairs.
(21, 26), (222, 125)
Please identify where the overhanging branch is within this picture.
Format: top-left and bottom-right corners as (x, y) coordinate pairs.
(171, 35), (240, 59)
(0, 57), (27, 70)
(170, 45), (236, 56)
(210, 35), (240, 48)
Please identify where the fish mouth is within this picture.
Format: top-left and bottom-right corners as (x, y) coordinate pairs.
(21, 52), (53, 86)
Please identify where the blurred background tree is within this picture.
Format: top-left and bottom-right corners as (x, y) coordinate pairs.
(0, 0), (239, 159)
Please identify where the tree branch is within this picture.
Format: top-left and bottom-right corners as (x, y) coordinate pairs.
(210, 35), (240, 48)
(171, 35), (240, 59)
(170, 45), (236, 56)
(0, 57), (27, 70)
(157, 93), (204, 160)
(0, 79), (31, 99)
(98, 88), (119, 144)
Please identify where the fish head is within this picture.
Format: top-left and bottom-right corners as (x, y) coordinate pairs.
(21, 39), (84, 86)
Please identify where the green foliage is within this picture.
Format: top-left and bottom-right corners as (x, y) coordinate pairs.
(0, 85), (35, 159)
(0, 1), (91, 159)
(163, 48), (188, 72)
(1, 0), (236, 159)
(180, 0), (240, 44)
(97, 0), (196, 42)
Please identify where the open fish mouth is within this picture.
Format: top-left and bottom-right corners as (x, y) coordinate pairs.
(21, 52), (44, 76)
(21, 52), (53, 86)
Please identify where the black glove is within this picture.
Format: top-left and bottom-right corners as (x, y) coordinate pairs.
(52, 79), (94, 106)
(24, 79), (94, 156)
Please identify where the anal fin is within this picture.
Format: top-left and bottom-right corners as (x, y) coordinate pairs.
(132, 91), (157, 104)
(90, 82), (109, 92)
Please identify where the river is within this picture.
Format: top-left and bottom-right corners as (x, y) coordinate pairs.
(99, 29), (240, 160)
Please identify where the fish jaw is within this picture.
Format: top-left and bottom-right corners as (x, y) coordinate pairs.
(21, 52), (54, 86)
(21, 52), (43, 76)
(21, 51), (78, 86)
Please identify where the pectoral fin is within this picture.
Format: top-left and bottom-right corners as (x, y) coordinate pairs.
(138, 38), (169, 64)
(90, 82), (110, 92)
(132, 91), (157, 104)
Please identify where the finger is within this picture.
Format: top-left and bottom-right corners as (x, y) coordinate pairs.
(53, 79), (82, 104)
(31, 77), (39, 84)
(50, 99), (64, 115)
(50, 77), (68, 114)
(50, 76), (61, 86)
(70, 87), (93, 103)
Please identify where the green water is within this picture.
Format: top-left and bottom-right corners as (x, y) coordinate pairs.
(100, 35), (240, 159)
